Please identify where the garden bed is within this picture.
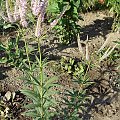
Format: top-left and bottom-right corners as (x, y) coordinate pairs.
(0, 10), (120, 120)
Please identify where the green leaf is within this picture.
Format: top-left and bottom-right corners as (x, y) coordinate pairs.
(23, 103), (41, 109)
(20, 76), (39, 86)
(22, 59), (30, 70)
(35, 55), (41, 66)
(27, 73), (40, 85)
(43, 97), (57, 107)
(45, 83), (61, 90)
(20, 89), (39, 101)
(3, 24), (14, 29)
(22, 110), (40, 117)
(47, 2), (59, 13)
(0, 57), (7, 63)
(44, 76), (58, 87)
(43, 89), (59, 97)
(65, 64), (68, 70)
(73, 7), (78, 15)
(113, 40), (120, 45)
(0, 43), (6, 51)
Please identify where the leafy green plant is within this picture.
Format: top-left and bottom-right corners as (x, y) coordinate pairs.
(60, 57), (88, 77)
(107, 0), (120, 32)
(60, 57), (92, 119)
(60, 57), (75, 74)
(79, 0), (99, 12)
(19, 35), (59, 119)
(0, 35), (26, 68)
(47, 0), (83, 44)
(62, 89), (86, 120)
(21, 65), (59, 119)
(59, 62), (92, 120)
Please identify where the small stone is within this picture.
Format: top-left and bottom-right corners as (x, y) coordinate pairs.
(5, 91), (11, 101)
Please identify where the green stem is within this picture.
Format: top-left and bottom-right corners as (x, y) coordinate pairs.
(16, 32), (19, 56)
(21, 29), (34, 92)
(25, 40), (31, 70)
(37, 37), (44, 119)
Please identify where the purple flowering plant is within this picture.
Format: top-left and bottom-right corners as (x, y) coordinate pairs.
(0, 0), (67, 119)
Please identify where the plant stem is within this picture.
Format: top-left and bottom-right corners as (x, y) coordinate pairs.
(24, 40), (31, 70)
(21, 29), (34, 92)
(37, 37), (44, 119)
(16, 32), (19, 56)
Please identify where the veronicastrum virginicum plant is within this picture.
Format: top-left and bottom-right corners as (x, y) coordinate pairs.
(20, 36), (60, 119)
(20, 28), (61, 120)
(18, 1), (63, 120)
(0, 0), (70, 119)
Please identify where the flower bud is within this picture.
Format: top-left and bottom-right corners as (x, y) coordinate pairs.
(35, 14), (42, 37)
(20, 19), (28, 28)
(50, 19), (58, 28)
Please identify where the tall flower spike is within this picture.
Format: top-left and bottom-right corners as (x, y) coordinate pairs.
(35, 14), (42, 37)
(34, 0), (47, 37)
(14, 0), (20, 21)
(40, 0), (48, 22)
(19, 0), (28, 27)
(86, 35), (89, 60)
(31, 0), (41, 16)
(31, 0), (47, 20)
(6, 0), (15, 23)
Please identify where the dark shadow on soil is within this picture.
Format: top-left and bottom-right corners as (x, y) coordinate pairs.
(0, 66), (11, 80)
(80, 17), (113, 41)
(50, 61), (120, 120)
(0, 72), (8, 80)
(81, 90), (119, 120)
(38, 17), (114, 60)
(80, 62), (120, 120)
(0, 24), (18, 35)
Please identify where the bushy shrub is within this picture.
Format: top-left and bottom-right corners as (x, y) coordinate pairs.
(47, 0), (83, 44)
